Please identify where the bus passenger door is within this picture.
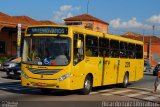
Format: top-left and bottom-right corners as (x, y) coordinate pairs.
(102, 58), (119, 85)
(102, 40), (120, 85)
(72, 33), (85, 89)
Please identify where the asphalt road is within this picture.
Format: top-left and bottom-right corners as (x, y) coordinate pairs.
(0, 71), (160, 107)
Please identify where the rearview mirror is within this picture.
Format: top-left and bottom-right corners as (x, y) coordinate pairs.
(76, 40), (82, 48)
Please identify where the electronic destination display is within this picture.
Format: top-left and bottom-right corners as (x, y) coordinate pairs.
(27, 27), (68, 34)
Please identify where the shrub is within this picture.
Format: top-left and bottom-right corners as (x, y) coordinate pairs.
(0, 57), (10, 62)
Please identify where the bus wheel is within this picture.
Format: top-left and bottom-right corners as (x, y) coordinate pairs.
(120, 73), (129, 88)
(80, 75), (92, 95)
(40, 88), (52, 94)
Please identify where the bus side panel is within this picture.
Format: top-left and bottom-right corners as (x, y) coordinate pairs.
(103, 58), (144, 85)
(71, 57), (103, 90)
(116, 58), (127, 84)
(124, 59), (136, 82)
(85, 57), (103, 87)
(71, 61), (86, 90)
(134, 59), (144, 81)
(117, 59), (144, 83)
(103, 58), (118, 85)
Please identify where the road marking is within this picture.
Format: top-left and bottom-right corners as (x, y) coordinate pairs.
(90, 89), (113, 95)
(0, 93), (12, 96)
(98, 89), (113, 93)
(101, 93), (112, 96)
(110, 89), (132, 94)
(101, 89), (132, 96)
(126, 92), (150, 97)
(129, 87), (153, 91)
(143, 96), (158, 100)
(90, 92), (99, 94)
(154, 95), (160, 97)
(157, 84), (160, 90)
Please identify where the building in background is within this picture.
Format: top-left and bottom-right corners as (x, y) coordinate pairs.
(0, 12), (56, 57)
(121, 32), (160, 66)
(64, 14), (109, 33)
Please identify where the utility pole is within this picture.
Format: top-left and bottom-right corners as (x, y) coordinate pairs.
(87, 0), (89, 14)
(142, 29), (145, 42)
(17, 24), (22, 58)
(149, 25), (155, 64)
(153, 25), (155, 36)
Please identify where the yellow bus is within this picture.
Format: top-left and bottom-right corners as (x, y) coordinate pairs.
(21, 25), (144, 94)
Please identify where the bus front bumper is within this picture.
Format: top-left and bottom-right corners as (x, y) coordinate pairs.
(21, 75), (71, 90)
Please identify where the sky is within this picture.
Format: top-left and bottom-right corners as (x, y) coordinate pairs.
(0, 0), (160, 36)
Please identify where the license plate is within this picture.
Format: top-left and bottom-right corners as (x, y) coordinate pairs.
(36, 82), (47, 86)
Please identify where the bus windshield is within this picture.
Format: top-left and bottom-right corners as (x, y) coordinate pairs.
(22, 36), (71, 66)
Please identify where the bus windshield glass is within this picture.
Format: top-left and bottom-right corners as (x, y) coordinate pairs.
(22, 36), (71, 66)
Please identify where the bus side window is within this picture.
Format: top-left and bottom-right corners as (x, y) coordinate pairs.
(136, 44), (143, 59)
(110, 40), (119, 58)
(120, 42), (128, 58)
(128, 43), (136, 59)
(86, 35), (98, 57)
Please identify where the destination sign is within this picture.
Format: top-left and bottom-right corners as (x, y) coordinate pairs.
(27, 27), (68, 34)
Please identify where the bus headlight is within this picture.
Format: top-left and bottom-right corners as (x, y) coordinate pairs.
(21, 71), (29, 79)
(57, 73), (71, 81)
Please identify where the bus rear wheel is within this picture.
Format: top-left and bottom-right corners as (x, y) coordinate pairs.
(120, 73), (129, 88)
(80, 75), (92, 95)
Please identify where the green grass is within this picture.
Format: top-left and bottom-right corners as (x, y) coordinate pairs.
(0, 57), (10, 63)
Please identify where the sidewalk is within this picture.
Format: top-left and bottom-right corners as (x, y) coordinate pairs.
(144, 71), (160, 91)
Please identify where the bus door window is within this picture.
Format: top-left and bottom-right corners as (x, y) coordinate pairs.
(73, 33), (84, 65)
(86, 35), (98, 57)
(99, 38), (109, 57)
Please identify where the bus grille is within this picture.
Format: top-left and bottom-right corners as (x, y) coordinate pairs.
(28, 68), (61, 75)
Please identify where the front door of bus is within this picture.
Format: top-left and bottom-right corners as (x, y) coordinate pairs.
(72, 33), (85, 89)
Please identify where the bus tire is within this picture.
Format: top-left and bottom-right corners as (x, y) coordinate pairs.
(80, 75), (92, 95)
(40, 88), (52, 94)
(120, 73), (129, 88)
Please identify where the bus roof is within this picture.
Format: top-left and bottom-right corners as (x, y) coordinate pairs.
(26, 25), (144, 45)
(69, 25), (143, 45)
